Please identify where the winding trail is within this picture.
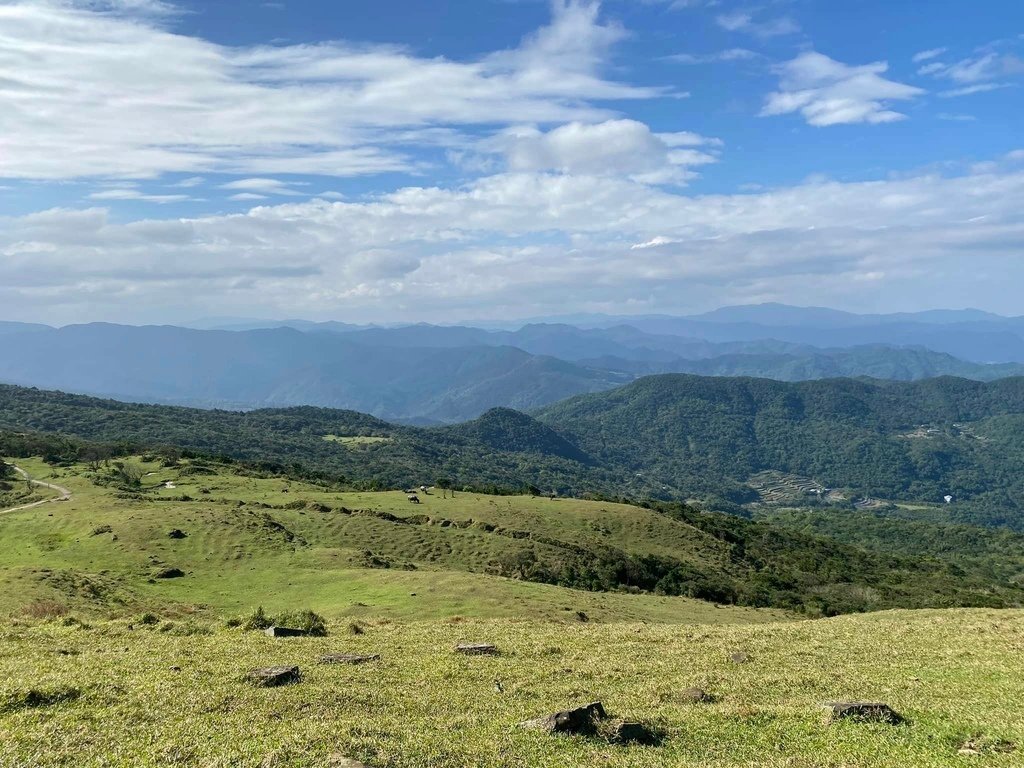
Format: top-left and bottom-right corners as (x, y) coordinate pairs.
(0, 465), (73, 515)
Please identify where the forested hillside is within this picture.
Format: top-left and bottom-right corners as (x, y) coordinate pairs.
(3, 376), (1024, 530)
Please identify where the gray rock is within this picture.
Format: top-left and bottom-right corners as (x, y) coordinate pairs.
(319, 653), (380, 665)
(328, 758), (371, 768)
(680, 687), (714, 703)
(729, 652), (750, 664)
(455, 643), (498, 655)
(264, 626), (308, 638)
(521, 701), (607, 735)
(248, 666), (301, 687)
(823, 701), (904, 724)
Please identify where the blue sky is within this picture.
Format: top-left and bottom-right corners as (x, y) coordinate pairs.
(0, 0), (1022, 324)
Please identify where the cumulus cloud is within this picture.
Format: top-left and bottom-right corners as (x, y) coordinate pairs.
(762, 52), (924, 126)
(0, 0), (660, 180)
(3, 161), (1024, 322)
(491, 119), (719, 183)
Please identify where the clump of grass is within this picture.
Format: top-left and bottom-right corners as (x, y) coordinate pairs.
(89, 525), (113, 536)
(347, 621), (365, 636)
(20, 599), (69, 620)
(239, 606), (327, 636)
(274, 609), (327, 637)
(240, 606), (271, 631)
(0, 685), (82, 713)
(138, 612), (159, 626)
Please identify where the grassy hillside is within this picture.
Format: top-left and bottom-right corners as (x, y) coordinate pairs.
(0, 456), (1018, 621)
(2, 610), (1021, 767)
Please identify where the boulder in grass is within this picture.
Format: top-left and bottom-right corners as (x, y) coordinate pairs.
(167, 529), (187, 539)
(248, 666), (300, 687)
(455, 643), (498, 656)
(823, 701), (904, 725)
(319, 653), (380, 665)
(729, 652), (750, 664)
(521, 701), (607, 735)
(264, 626), (309, 638)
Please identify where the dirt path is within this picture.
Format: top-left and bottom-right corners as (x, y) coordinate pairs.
(0, 466), (73, 515)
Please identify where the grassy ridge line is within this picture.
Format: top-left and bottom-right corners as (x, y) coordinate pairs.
(1, 609), (1021, 767)
(0, 457), (787, 624)
(0, 456), (1017, 622)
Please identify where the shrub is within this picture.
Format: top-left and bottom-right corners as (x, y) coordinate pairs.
(275, 609), (327, 637)
(241, 605), (271, 631)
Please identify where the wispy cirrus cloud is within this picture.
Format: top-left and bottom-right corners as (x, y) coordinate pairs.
(716, 10), (799, 38)
(762, 51), (924, 126)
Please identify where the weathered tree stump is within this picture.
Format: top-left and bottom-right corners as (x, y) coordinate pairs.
(248, 666), (301, 687)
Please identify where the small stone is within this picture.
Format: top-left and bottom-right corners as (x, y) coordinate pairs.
(248, 666), (300, 687)
(729, 652), (750, 664)
(455, 643), (498, 655)
(318, 653), (380, 665)
(521, 701), (606, 735)
(264, 626), (309, 638)
(328, 756), (371, 768)
(167, 529), (187, 539)
(823, 701), (904, 724)
(679, 687), (713, 703)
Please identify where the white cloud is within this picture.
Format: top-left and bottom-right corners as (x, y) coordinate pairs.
(220, 178), (306, 196)
(939, 83), (1012, 98)
(915, 45), (1024, 97)
(0, 0), (660, 180)
(87, 187), (190, 203)
(492, 119), (719, 183)
(912, 47), (947, 63)
(715, 11), (799, 38)
(668, 48), (759, 64)
(227, 193), (267, 201)
(4, 160), (1024, 322)
(762, 52), (924, 126)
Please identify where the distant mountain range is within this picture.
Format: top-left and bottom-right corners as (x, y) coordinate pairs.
(2, 304), (1024, 421)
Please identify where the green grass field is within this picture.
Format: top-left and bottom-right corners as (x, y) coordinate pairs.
(1, 610), (1021, 767)
(3, 457), (1022, 766)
